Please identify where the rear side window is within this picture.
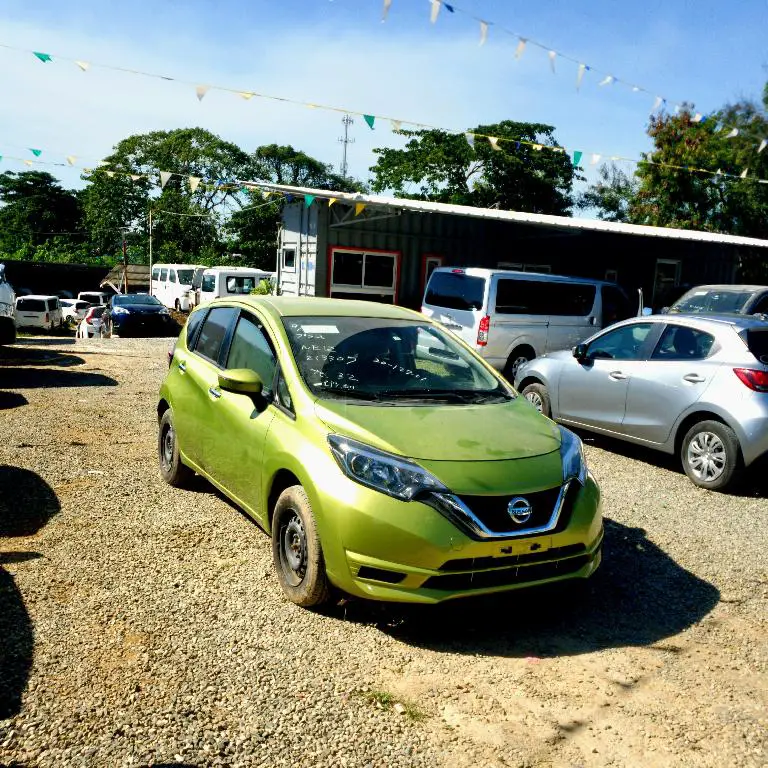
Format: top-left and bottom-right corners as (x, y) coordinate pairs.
(425, 272), (485, 311)
(226, 313), (277, 390)
(495, 279), (596, 316)
(651, 325), (716, 360)
(751, 294), (768, 315)
(47, 298), (58, 310)
(744, 329), (768, 364)
(17, 298), (46, 312)
(193, 307), (237, 364)
(225, 276), (256, 295)
(201, 274), (216, 293)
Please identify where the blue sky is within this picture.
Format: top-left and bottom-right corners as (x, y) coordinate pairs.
(0, 0), (766, 202)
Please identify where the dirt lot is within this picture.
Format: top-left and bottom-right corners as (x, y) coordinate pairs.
(1, 337), (766, 768)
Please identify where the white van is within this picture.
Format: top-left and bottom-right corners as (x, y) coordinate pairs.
(14, 295), (63, 331)
(151, 264), (205, 311)
(77, 291), (112, 307)
(197, 267), (275, 306)
(421, 267), (635, 379)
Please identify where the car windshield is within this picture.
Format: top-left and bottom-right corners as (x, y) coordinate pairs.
(424, 272), (485, 311)
(670, 289), (754, 314)
(177, 269), (195, 285)
(17, 298), (46, 311)
(113, 294), (162, 306)
(283, 315), (512, 403)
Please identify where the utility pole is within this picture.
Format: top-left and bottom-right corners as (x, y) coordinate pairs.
(338, 114), (355, 179)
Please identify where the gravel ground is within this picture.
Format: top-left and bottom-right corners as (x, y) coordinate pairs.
(1, 336), (766, 768)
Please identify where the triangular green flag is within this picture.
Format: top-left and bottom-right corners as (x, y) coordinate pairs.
(304, 194), (316, 207)
(29, 149), (42, 157)
(572, 150), (583, 167)
(363, 114), (375, 130)
(33, 52), (52, 63)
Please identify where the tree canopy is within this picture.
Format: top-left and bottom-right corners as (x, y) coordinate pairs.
(369, 121), (580, 215)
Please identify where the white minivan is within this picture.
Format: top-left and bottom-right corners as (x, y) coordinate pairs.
(421, 267), (635, 379)
(197, 267), (275, 306)
(151, 264), (205, 311)
(14, 295), (63, 331)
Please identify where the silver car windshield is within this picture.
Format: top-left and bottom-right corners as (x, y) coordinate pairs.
(282, 316), (512, 403)
(671, 289), (753, 314)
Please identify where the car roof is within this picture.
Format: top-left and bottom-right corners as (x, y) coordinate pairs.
(215, 295), (424, 321)
(677, 284), (768, 294)
(620, 313), (768, 332)
(430, 266), (615, 287)
(17, 294), (59, 300)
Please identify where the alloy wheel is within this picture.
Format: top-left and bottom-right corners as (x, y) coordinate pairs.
(525, 391), (544, 412)
(686, 431), (727, 483)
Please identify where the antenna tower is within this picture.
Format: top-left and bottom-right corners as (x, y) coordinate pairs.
(338, 114), (355, 178)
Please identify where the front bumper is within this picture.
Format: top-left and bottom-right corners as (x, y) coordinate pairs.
(315, 470), (603, 604)
(112, 314), (174, 336)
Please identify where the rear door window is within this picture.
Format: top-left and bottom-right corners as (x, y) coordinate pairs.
(17, 298), (46, 312)
(193, 307), (237, 365)
(425, 272), (485, 311)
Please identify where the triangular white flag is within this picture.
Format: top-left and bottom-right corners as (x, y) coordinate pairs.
(382, 0), (392, 21)
(106, 171), (115, 178)
(532, 144), (543, 151)
(488, 136), (500, 151)
(692, 113), (703, 123)
(189, 176), (202, 192)
(548, 50), (556, 73)
(590, 153), (601, 166)
(390, 120), (402, 131)
(479, 21), (488, 46)
(66, 156), (76, 166)
(632, 86), (641, 93)
(740, 168), (748, 179)
(130, 175), (141, 181)
(725, 128), (739, 138)
(515, 38), (527, 60)
(651, 96), (662, 113)
(430, 0), (440, 23)
(465, 133), (475, 149)
(159, 171), (172, 188)
(599, 75), (615, 87)
(75, 60), (90, 72)
(758, 139), (767, 154)
(576, 63), (586, 91)
(195, 84), (210, 101)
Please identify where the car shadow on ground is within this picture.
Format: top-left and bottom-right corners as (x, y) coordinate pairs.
(0, 391), (28, 410)
(0, 345), (117, 390)
(0, 466), (60, 720)
(579, 429), (768, 498)
(324, 518), (720, 658)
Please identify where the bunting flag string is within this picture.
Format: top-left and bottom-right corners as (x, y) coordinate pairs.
(3, 38), (766, 164)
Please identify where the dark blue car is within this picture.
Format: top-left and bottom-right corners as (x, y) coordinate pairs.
(108, 293), (177, 337)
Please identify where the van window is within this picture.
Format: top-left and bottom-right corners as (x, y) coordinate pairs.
(201, 274), (216, 293)
(495, 279), (596, 316)
(177, 269), (195, 286)
(152, 268), (160, 280)
(425, 272), (485, 311)
(46, 298), (59, 311)
(159, 269), (168, 282)
(601, 285), (633, 326)
(169, 270), (177, 283)
(225, 276), (256, 295)
(17, 298), (46, 312)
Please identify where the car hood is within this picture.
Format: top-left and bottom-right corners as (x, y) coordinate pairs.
(115, 304), (166, 314)
(314, 397), (561, 461)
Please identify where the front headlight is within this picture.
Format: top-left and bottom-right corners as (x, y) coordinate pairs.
(327, 435), (447, 501)
(111, 306), (129, 315)
(159, 307), (170, 315)
(559, 426), (587, 485)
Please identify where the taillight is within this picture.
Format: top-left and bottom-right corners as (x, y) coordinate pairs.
(477, 315), (490, 346)
(734, 368), (768, 392)
(45, 313), (49, 322)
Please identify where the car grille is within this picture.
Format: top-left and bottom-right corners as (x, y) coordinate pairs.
(421, 554), (592, 591)
(439, 543), (587, 572)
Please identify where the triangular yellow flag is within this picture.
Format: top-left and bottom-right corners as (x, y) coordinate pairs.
(488, 137), (500, 151)
(189, 176), (202, 192)
(75, 60), (90, 71)
(238, 91), (255, 100)
(66, 156), (76, 165)
(355, 203), (366, 216)
(328, 198), (337, 207)
(130, 175), (141, 181)
(196, 85), (210, 101)
(106, 171), (115, 178)
(159, 171), (172, 188)
(24, 160), (33, 166)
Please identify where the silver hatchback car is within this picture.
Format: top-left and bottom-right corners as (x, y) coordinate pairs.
(515, 315), (768, 490)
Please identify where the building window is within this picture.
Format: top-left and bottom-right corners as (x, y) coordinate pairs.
(329, 248), (399, 303)
(282, 248), (296, 272)
(421, 254), (443, 293)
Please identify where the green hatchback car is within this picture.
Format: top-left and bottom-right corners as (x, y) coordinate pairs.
(158, 296), (603, 607)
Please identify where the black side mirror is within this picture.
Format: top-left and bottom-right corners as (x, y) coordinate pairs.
(572, 343), (588, 360)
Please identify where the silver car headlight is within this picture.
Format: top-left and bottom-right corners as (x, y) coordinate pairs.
(327, 435), (447, 501)
(559, 426), (587, 485)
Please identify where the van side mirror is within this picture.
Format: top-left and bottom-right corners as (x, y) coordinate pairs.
(572, 343), (588, 360)
(218, 368), (263, 395)
(641, 307), (653, 316)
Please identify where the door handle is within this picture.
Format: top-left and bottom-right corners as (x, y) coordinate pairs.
(609, 371), (628, 380)
(683, 373), (706, 383)
(178, 361), (186, 373)
(208, 387), (222, 399)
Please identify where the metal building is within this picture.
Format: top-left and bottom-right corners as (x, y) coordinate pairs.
(269, 183), (768, 311)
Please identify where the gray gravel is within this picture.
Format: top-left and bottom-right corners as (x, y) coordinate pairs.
(1, 336), (766, 768)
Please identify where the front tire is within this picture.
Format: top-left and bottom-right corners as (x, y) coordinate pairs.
(272, 486), (330, 608)
(680, 420), (741, 491)
(158, 408), (194, 487)
(521, 382), (551, 418)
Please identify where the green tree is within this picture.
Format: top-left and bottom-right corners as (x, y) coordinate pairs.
(369, 121), (580, 214)
(576, 163), (639, 222)
(0, 171), (84, 257)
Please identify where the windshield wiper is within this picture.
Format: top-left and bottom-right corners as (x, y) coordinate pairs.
(377, 388), (512, 403)
(316, 387), (380, 401)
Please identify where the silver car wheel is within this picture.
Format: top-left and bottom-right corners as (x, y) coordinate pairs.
(525, 391), (544, 412)
(686, 431), (727, 483)
(511, 355), (529, 379)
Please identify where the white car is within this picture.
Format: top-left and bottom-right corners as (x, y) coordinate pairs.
(76, 305), (110, 338)
(77, 291), (112, 306)
(60, 299), (91, 326)
(14, 295), (63, 331)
